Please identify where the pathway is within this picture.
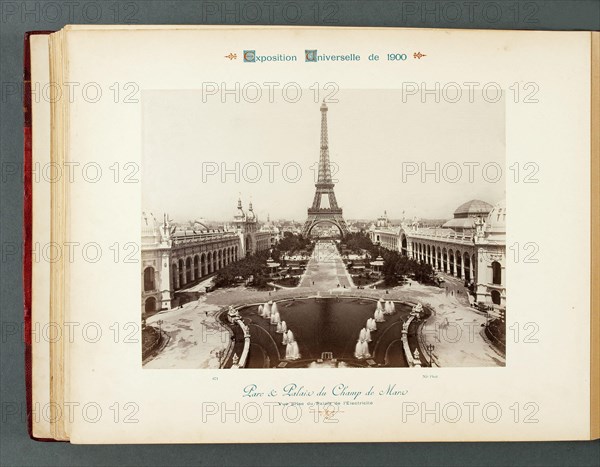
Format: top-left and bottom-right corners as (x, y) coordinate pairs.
(144, 295), (230, 369)
(299, 241), (353, 290)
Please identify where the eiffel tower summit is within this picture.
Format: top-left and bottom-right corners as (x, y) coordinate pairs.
(302, 101), (349, 238)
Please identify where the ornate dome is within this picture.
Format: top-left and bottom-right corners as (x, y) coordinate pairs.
(454, 199), (494, 218)
(141, 212), (159, 242)
(246, 202), (256, 222)
(376, 210), (389, 227)
(486, 199), (506, 234)
(234, 198), (245, 221)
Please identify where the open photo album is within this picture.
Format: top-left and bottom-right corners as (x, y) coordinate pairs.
(24, 26), (598, 443)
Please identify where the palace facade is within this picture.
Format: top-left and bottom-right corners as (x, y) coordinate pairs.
(368, 199), (506, 308)
(141, 198), (279, 315)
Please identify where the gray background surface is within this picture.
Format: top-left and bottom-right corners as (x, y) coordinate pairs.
(1, 0), (599, 465)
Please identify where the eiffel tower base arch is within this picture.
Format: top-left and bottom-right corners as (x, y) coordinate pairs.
(302, 213), (349, 238)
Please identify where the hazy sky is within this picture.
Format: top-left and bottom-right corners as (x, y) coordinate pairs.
(142, 89), (505, 223)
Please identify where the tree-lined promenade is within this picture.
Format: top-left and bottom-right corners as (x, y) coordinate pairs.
(212, 231), (437, 291)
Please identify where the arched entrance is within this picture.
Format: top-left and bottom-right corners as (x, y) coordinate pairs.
(401, 234), (407, 256)
(491, 290), (501, 305)
(492, 261), (502, 285)
(172, 263), (178, 290)
(186, 257), (192, 283)
(201, 253), (207, 275)
(143, 267), (155, 292)
(145, 296), (157, 313)
(306, 220), (344, 239)
(178, 259), (185, 286)
(463, 252), (471, 282)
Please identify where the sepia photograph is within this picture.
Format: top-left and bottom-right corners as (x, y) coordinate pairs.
(140, 89), (507, 369)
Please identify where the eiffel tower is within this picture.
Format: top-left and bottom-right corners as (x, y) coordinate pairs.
(302, 101), (348, 238)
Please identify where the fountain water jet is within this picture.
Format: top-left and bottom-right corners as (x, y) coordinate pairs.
(354, 337), (371, 359)
(285, 329), (301, 360)
(270, 311), (281, 325)
(262, 302), (271, 319)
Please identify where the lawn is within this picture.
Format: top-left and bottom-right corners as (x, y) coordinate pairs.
(271, 276), (301, 287)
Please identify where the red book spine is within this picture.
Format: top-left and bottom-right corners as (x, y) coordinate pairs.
(23, 30), (55, 442)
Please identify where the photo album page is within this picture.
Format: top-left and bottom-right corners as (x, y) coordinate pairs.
(29, 26), (596, 443)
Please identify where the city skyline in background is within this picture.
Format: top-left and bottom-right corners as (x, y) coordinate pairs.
(143, 89), (506, 223)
